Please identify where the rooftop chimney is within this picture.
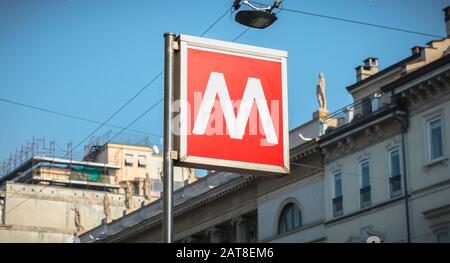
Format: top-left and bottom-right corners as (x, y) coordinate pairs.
(444, 6), (450, 37)
(355, 57), (379, 82)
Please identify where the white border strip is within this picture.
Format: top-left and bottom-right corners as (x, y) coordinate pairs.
(179, 34), (287, 59)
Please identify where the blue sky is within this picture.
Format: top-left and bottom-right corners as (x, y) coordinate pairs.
(0, 0), (448, 163)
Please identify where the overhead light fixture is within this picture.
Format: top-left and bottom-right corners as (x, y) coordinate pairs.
(233, 0), (281, 29)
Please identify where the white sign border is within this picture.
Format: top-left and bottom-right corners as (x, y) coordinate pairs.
(178, 34), (289, 174)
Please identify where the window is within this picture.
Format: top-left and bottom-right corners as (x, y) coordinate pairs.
(435, 228), (450, 243)
(332, 171), (343, 217)
(427, 116), (444, 162)
(137, 155), (147, 168)
(151, 179), (163, 193)
(124, 154), (133, 166)
(388, 148), (402, 197)
(278, 203), (302, 234)
(174, 181), (185, 191)
(360, 161), (371, 208)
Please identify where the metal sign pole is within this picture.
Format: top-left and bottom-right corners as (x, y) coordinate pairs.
(163, 32), (175, 243)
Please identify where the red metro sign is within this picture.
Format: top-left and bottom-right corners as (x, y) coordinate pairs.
(174, 35), (289, 174)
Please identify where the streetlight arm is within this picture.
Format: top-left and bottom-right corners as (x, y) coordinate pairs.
(243, 1), (271, 12)
(233, 0), (281, 13)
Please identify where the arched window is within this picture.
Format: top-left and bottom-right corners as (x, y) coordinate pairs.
(278, 202), (302, 234)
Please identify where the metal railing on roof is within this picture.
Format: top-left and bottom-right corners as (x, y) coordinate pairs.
(0, 137), (80, 178)
(320, 91), (392, 136)
(83, 131), (151, 161)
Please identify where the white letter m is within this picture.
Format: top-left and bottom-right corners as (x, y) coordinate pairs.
(192, 72), (278, 145)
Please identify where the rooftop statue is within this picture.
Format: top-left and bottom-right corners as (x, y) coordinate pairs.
(316, 72), (327, 111)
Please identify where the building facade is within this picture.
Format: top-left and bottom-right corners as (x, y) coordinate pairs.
(320, 8), (450, 242)
(0, 135), (194, 242)
(2, 6), (449, 244)
(80, 7), (450, 243)
(79, 128), (325, 243)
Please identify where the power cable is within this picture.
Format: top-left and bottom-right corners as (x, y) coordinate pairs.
(262, 3), (445, 38)
(201, 6), (233, 37)
(68, 70), (164, 157)
(233, 27), (251, 42)
(0, 98), (162, 138)
(102, 98), (164, 146)
(3, 5), (235, 216)
(68, 5), (235, 157)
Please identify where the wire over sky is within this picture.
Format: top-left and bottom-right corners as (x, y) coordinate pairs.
(3, 5), (237, 215)
(0, 98), (162, 138)
(252, 2), (445, 38)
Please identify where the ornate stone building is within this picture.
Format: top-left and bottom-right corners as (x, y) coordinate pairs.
(0, 136), (194, 242)
(78, 127), (325, 242)
(80, 7), (450, 243)
(320, 7), (450, 242)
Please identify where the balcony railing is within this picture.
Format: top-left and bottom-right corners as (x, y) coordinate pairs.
(360, 185), (372, 208)
(332, 196), (343, 217)
(320, 91), (392, 136)
(389, 174), (402, 197)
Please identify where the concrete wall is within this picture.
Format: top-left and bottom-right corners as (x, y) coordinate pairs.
(325, 200), (407, 242)
(0, 225), (71, 243)
(0, 182), (144, 243)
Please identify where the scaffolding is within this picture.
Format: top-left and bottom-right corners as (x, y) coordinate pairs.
(0, 137), (80, 178)
(1, 132), (157, 193)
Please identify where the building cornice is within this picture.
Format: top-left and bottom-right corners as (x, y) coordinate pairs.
(81, 173), (255, 242)
(319, 106), (398, 148)
(423, 204), (450, 220)
(290, 140), (320, 161)
(325, 195), (405, 227)
(381, 54), (450, 93)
